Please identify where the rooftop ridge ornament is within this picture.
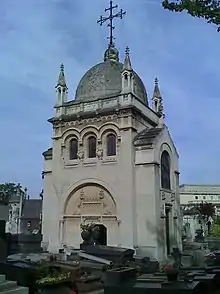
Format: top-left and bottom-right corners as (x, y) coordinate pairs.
(97, 0), (126, 47)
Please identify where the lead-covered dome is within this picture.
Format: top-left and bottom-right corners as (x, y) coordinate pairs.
(75, 46), (148, 105)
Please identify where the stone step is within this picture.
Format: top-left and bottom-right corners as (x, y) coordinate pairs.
(2, 287), (28, 294)
(89, 290), (104, 294)
(0, 281), (18, 292)
(0, 275), (29, 294)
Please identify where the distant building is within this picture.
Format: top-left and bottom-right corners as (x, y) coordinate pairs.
(180, 184), (220, 240)
(180, 184), (220, 206)
(6, 192), (42, 234)
(19, 198), (42, 234)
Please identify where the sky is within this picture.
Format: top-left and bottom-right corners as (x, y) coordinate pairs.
(0, 0), (220, 196)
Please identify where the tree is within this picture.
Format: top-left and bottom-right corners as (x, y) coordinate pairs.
(192, 201), (216, 235)
(195, 201), (216, 220)
(0, 183), (25, 205)
(162, 0), (220, 31)
(210, 223), (220, 236)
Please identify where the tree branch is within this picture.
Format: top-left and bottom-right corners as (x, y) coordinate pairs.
(162, 0), (220, 31)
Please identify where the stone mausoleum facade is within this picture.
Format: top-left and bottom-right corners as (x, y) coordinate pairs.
(42, 42), (182, 261)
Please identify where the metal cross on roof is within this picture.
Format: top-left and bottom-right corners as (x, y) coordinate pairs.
(97, 0), (126, 46)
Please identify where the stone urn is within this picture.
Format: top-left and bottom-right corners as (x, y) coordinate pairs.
(81, 228), (91, 243)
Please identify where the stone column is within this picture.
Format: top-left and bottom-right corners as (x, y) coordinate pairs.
(59, 219), (65, 245)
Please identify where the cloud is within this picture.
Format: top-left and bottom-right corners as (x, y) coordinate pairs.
(0, 0), (219, 195)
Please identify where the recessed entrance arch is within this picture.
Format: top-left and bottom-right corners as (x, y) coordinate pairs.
(62, 183), (118, 247)
(80, 223), (107, 246)
(93, 224), (107, 245)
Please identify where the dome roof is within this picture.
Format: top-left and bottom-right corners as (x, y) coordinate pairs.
(75, 49), (148, 105)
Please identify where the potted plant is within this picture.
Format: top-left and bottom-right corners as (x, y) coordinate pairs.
(162, 264), (179, 282)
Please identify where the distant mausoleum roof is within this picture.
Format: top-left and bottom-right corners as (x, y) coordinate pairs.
(133, 127), (163, 147)
(21, 199), (42, 219)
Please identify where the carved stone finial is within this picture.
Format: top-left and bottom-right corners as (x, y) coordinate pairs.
(96, 147), (103, 159)
(56, 63), (67, 88)
(77, 149), (84, 161)
(123, 46), (132, 71)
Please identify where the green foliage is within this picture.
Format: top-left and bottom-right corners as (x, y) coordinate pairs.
(36, 272), (71, 286)
(162, 0), (220, 31)
(192, 201), (216, 220)
(210, 223), (220, 236)
(35, 260), (72, 287)
(0, 183), (24, 205)
(215, 215), (220, 226)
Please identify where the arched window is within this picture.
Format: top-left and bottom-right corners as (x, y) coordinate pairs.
(106, 134), (116, 156)
(161, 151), (171, 190)
(69, 138), (78, 160)
(88, 136), (97, 158)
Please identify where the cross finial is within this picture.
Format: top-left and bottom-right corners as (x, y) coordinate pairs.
(125, 46), (130, 55)
(60, 63), (64, 71)
(155, 77), (158, 85)
(97, 1), (126, 47)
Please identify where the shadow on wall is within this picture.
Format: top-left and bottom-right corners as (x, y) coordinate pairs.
(145, 218), (182, 251)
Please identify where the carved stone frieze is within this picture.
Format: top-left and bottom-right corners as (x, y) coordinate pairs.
(52, 110), (131, 129)
(65, 184), (117, 218)
(103, 210), (112, 215)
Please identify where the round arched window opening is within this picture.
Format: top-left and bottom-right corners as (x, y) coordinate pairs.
(69, 138), (78, 160)
(161, 150), (171, 190)
(88, 136), (97, 158)
(106, 133), (116, 156)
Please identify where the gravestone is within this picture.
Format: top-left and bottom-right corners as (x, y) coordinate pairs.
(0, 220), (7, 261)
(7, 234), (42, 255)
(81, 244), (134, 265)
(0, 204), (9, 222)
(104, 271), (202, 294)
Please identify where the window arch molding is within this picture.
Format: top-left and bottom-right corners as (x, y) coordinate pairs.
(80, 126), (99, 142)
(99, 123), (120, 139)
(61, 129), (80, 146)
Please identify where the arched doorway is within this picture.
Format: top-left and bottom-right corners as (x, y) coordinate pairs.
(80, 223), (107, 246)
(63, 184), (118, 247)
(96, 224), (107, 245)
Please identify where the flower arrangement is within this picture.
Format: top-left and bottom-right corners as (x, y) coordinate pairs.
(163, 265), (177, 273)
(36, 272), (71, 286)
(34, 259), (74, 289)
(162, 264), (178, 281)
